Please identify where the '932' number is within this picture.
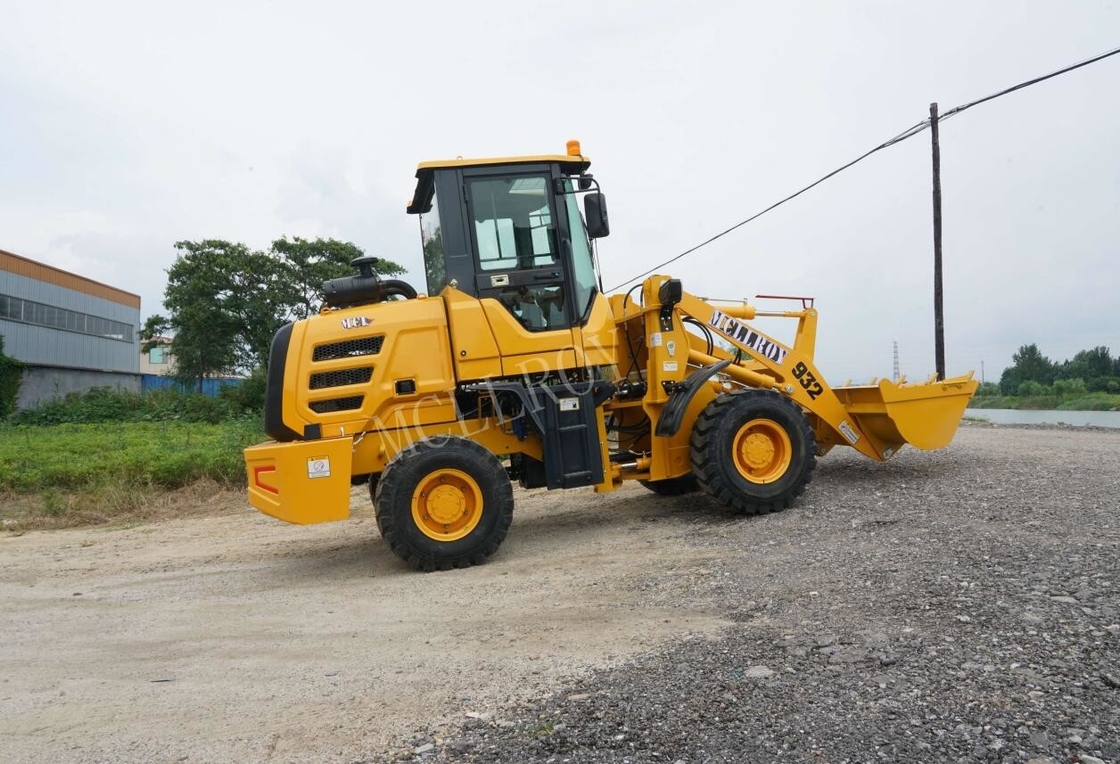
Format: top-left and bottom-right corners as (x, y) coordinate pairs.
(792, 361), (824, 400)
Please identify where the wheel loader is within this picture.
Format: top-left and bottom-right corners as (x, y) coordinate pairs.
(244, 141), (978, 571)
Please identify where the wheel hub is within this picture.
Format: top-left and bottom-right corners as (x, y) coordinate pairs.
(731, 418), (792, 484)
(425, 483), (467, 524)
(740, 432), (776, 468)
(411, 468), (483, 541)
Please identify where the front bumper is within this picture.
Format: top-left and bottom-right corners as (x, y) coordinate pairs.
(244, 436), (354, 525)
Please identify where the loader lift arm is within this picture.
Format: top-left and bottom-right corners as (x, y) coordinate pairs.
(620, 276), (976, 463)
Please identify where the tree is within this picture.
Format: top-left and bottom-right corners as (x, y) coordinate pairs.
(158, 237), (408, 388)
(1059, 346), (1113, 382)
(974, 381), (1000, 397)
(999, 343), (1056, 395)
(139, 314), (170, 354)
(0, 335), (25, 417)
(1052, 378), (1086, 399)
(1054, 346), (1120, 393)
(163, 240), (265, 389)
(270, 237), (405, 320)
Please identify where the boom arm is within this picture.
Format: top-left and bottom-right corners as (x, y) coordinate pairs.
(619, 275), (974, 462)
(670, 289), (888, 460)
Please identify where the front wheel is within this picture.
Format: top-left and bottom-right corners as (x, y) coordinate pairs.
(690, 390), (816, 515)
(374, 437), (513, 571)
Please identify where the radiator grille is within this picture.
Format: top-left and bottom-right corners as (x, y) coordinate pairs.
(309, 396), (364, 414)
(312, 335), (384, 362)
(309, 367), (374, 390)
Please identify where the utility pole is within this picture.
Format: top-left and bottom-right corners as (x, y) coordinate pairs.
(893, 340), (900, 382)
(930, 102), (946, 381)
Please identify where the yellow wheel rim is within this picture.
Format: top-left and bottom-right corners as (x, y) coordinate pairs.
(732, 418), (792, 484)
(411, 468), (484, 542)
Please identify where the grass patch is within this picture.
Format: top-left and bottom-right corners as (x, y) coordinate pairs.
(8, 385), (260, 426)
(969, 393), (1120, 411)
(1055, 392), (1120, 411)
(0, 419), (263, 531)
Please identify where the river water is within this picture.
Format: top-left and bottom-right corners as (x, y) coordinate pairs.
(965, 408), (1120, 428)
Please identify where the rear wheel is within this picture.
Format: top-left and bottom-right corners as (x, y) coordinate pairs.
(639, 475), (698, 496)
(374, 437), (513, 571)
(690, 390), (816, 515)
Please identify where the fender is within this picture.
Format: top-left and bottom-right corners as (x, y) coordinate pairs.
(654, 359), (733, 438)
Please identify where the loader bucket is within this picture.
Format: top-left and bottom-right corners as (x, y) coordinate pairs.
(833, 373), (978, 454)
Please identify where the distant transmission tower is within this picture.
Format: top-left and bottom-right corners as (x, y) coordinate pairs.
(892, 341), (900, 381)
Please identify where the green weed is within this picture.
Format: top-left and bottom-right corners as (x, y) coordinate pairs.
(0, 419), (264, 531)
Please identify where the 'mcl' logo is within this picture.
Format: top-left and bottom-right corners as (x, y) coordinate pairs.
(341, 316), (371, 330)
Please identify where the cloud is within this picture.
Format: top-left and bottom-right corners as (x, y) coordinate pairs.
(1, 0), (1117, 382)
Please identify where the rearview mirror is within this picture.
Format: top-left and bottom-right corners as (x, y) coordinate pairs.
(584, 193), (610, 239)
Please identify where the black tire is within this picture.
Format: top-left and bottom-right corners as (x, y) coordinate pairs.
(690, 389), (816, 515)
(374, 437), (513, 571)
(639, 475), (698, 496)
(366, 474), (384, 533)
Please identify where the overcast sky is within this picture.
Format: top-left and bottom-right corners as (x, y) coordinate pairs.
(2, 1), (1117, 383)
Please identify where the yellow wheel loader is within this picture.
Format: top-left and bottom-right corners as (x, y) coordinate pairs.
(244, 141), (978, 571)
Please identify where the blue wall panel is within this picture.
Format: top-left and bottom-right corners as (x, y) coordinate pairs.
(0, 271), (140, 372)
(141, 375), (243, 397)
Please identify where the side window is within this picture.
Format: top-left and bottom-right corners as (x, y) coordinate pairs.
(469, 176), (558, 272)
(420, 191), (445, 295)
(495, 284), (567, 331)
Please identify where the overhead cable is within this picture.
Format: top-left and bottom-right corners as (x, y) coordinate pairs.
(608, 44), (1120, 292)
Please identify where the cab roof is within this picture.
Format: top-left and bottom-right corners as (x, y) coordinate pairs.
(407, 152), (591, 214)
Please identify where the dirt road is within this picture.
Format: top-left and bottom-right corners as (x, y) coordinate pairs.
(3, 424), (1118, 763)
(2, 466), (730, 763)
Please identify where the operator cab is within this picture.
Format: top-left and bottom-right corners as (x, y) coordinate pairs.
(407, 140), (609, 333)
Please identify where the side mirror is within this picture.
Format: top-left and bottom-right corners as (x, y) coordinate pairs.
(584, 193), (610, 239)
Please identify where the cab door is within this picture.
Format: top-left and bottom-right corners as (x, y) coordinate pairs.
(463, 168), (579, 375)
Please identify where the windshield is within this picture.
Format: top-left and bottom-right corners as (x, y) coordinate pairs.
(562, 180), (597, 318)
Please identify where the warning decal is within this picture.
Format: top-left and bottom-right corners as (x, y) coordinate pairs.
(307, 457), (332, 479)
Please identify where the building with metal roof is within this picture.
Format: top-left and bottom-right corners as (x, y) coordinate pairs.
(0, 248), (141, 409)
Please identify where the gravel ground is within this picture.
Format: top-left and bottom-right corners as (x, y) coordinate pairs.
(401, 423), (1120, 764)
(3, 423), (1118, 764)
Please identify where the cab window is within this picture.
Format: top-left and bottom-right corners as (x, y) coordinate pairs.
(469, 176), (558, 271)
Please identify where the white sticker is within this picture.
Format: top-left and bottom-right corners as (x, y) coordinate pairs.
(559, 398), (580, 411)
(307, 457), (332, 479)
(650, 332), (663, 347)
(663, 362), (678, 372)
(666, 340), (676, 357)
(837, 421), (860, 445)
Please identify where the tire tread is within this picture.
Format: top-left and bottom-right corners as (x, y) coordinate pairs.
(374, 438), (513, 571)
(689, 389), (816, 515)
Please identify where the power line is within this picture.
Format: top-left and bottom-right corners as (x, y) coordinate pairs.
(608, 44), (1120, 292)
(941, 44), (1120, 120)
(606, 119), (928, 291)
